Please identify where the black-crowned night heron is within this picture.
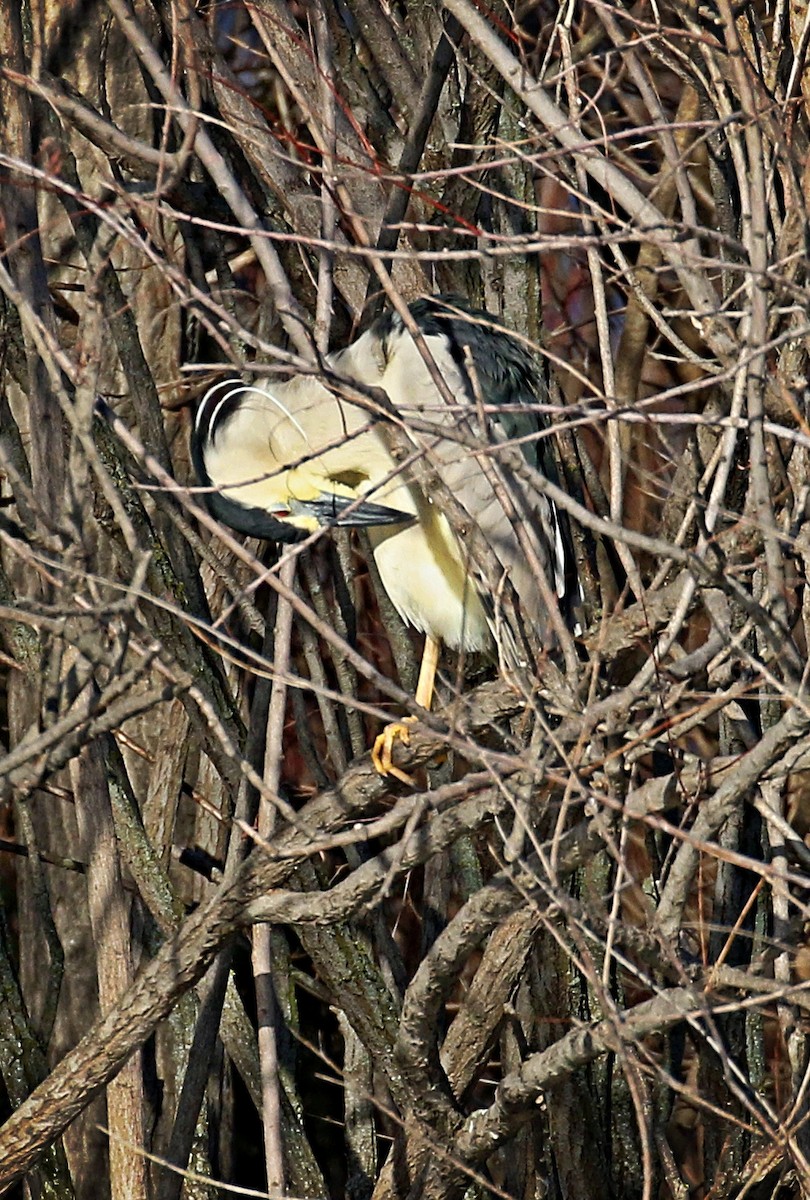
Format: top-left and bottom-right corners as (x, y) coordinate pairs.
(192, 296), (570, 782)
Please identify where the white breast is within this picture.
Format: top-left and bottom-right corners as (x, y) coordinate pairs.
(367, 506), (491, 652)
(341, 327), (494, 650)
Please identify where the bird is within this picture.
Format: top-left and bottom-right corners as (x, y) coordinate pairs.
(192, 296), (572, 783)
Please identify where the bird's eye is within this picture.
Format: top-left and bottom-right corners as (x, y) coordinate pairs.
(329, 470), (369, 490)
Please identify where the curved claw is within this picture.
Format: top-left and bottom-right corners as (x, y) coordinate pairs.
(372, 716), (417, 786)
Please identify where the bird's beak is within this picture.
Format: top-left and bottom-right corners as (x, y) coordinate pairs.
(290, 494), (414, 528)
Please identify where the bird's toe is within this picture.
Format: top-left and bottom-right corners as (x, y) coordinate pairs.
(371, 717), (417, 785)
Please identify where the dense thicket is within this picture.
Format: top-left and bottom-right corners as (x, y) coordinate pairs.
(1, 2), (810, 1198)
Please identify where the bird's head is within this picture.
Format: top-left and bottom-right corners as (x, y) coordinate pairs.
(192, 380), (414, 542)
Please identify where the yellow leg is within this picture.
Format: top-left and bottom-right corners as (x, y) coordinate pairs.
(414, 633), (440, 709)
(372, 635), (440, 784)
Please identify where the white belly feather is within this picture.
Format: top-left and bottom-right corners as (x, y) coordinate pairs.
(368, 509), (491, 652)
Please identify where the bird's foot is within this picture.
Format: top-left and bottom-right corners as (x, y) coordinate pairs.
(372, 717), (417, 786)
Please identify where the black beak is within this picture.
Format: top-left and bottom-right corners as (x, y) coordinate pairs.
(291, 494), (414, 528)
